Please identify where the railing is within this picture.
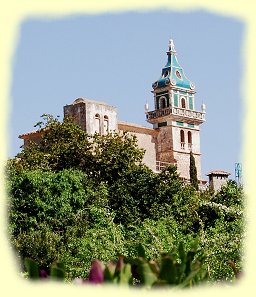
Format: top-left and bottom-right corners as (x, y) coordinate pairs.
(171, 107), (205, 121)
(180, 143), (192, 150)
(146, 107), (171, 119)
(146, 106), (205, 122)
(156, 161), (174, 172)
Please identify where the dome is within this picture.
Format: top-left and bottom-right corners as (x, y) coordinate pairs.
(152, 39), (195, 91)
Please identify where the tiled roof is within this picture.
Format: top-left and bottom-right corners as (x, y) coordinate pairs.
(19, 130), (42, 138)
(206, 170), (231, 176)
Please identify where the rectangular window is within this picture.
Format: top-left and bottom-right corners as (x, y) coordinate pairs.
(158, 122), (167, 127)
(176, 121), (184, 126)
(188, 123), (194, 128)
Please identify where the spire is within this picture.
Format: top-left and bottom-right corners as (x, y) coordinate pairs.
(152, 38), (195, 91)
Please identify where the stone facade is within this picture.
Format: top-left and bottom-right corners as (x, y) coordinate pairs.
(118, 121), (157, 172)
(207, 170), (231, 191)
(64, 98), (118, 135)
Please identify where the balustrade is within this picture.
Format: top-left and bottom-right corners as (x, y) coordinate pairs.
(156, 160), (174, 172)
(146, 106), (205, 122)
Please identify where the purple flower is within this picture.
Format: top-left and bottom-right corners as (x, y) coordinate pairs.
(88, 260), (105, 284)
(116, 256), (124, 272)
(39, 269), (48, 278)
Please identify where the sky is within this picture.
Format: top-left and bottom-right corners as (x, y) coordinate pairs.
(9, 10), (244, 180)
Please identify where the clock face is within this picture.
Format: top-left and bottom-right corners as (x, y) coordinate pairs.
(171, 78), (176, 85)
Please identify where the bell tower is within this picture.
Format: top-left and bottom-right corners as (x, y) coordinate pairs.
(145, 39), (206, 181)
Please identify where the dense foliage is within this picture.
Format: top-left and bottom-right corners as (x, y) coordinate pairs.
(6, 115), (244, 285)
(24, 240), (209, 288)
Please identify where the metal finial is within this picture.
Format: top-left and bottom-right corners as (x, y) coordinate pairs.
(144, 101), (149, 112)
(169, 39), (176, 52)
(201, 103), (206, 113)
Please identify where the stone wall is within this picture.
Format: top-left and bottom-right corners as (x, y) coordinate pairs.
(173, 151), (201, 180)
(210, 176), (228, 191)
(118, 121), (157, 171)
(64, 98), (118, 135)
(63, 100), (87, 131)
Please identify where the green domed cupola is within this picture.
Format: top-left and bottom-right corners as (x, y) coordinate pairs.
(146, 38), (205, 125)
(152, 39), (195, 90)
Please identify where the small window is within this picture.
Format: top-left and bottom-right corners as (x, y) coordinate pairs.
(158, 122), (167, 128)
(188, 131), (192, 144)
(103, 115), (109, 135)
(188, 131), (192, 150)
(180, 130), (185, 149)
(95, 114), (100, 134)
(159, 96), (167, 109)
(181, 98), (186, 108)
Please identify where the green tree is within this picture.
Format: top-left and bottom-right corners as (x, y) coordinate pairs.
(7, 169), (97, 236)
(92, 132), (145, 185)
(212, 180), (243, 208)
(9, 114), (145, 183)
(10, 115), (93, 173)
(189, 151), (198, 190)
(7, 114), (244, 283)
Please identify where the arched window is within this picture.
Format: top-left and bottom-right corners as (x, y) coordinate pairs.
(180, 130), (185, 149)
(95, 114), (100, 134)
(159, 96), (167, 109)
(103, 115), (109, 135)
(181, 98), (186, 108)
(188, 131), (192, 150)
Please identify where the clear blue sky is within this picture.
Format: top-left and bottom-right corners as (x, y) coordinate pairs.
(9, 10), (244, 180)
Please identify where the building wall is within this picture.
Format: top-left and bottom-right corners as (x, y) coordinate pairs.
(118, 122), (157, 171)
(171, 122), (202, 180)
(153, 126), (175, 164)
(23, 133), (42, 147)
(63, 100), (87, 131)
(172, 123), (201, 154)
(173, 151), (201, 180)
(64, 98), (118, 135)
(209, 176), (229, 191)
(85, 101), (117, 135)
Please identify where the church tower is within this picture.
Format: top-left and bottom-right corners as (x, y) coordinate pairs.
(145, 39), (206, 181)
